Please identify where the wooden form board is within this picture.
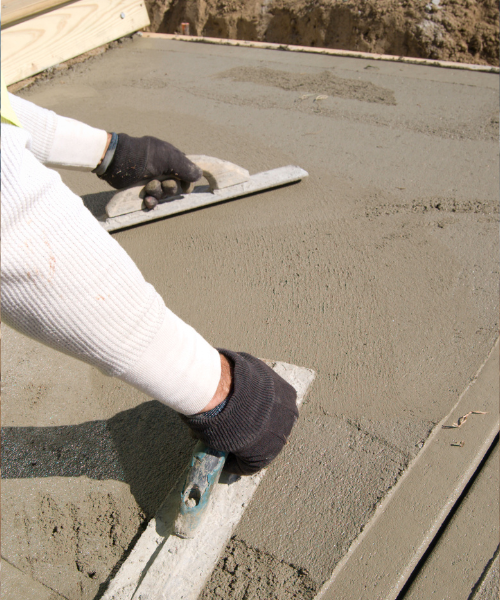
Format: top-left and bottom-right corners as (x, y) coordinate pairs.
(1, 1), (76, 27)
(1, 0), (150, 85)
(142, 32), (500, 74)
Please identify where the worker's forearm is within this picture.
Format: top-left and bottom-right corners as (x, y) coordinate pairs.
(9, 93), (108, 170)
(1, 124), (221, 414)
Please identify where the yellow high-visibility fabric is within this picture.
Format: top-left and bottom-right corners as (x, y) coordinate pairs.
(1, 72), (22, 127)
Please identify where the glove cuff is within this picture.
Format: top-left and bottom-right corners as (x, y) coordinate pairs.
(182, 350), (276, 452)
(93, 132), (119, 176)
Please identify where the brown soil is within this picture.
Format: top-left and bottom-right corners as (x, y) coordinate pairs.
(145, 0), (499, 66)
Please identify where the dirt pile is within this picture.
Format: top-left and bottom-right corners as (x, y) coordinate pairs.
(145, 0), (499, 66)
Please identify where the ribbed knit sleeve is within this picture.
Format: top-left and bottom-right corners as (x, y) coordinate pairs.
(1, 123), (221, 414)
(9, 93), (108, 170)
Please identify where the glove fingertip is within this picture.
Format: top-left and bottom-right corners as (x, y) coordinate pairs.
(223, 454), (262, 476)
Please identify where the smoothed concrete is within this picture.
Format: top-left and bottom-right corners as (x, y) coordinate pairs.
(402, 441), (499, 600)
(472, 552), (500, 600)
(314, 342), (499, 600)
(3, 36), (498, 598)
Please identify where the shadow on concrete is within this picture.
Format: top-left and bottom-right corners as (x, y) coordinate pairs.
(1, 400), (196, 518)
(82, 191), (115, 218)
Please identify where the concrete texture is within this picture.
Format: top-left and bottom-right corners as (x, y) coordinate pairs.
(1, 322), (195, 598)
(472, 551), (500, 600)
(402, 442), (499, 600)
(312, 342), (498, 600)
(2, 36), (498, 599)
(1, 558), (65, 600)
(200, 538), (318, 600)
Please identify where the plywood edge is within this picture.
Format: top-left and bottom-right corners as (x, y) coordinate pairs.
(2, 0), (150, 85)
(1, 1), (77, 28)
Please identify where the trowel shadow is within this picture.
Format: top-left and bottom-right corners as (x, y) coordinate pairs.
(82, 191), (115, 219)
(1, 400), (196, 518)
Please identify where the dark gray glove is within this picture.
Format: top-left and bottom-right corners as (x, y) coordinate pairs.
(182, 350), (299, 476)
(97, 133), (202, 190)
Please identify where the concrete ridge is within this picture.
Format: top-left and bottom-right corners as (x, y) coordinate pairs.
(315, 338), (500, 600)
(469, 547), (500, 600)
(140, 32), (500, 73)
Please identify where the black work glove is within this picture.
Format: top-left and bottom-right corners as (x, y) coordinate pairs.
(98, 133), (202, 190)
(182, 350), (299, 476)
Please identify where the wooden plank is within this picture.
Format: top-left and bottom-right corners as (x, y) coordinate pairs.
(1, 1), (76, 27)
(1, 0), (150, 85)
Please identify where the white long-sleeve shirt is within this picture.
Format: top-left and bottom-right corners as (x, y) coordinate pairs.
(1, 94), (221, 415)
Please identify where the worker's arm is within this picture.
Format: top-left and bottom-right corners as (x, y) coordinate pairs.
(8, 93), (201, 192)
(9, 93), (108, 170)
(2, 122), (221, 414)
(2, 114), (298, 476)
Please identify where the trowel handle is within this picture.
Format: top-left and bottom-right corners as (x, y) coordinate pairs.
(105, 155), (250, 219)
(174, 441), (228, 539)
(186, 155), (249, 190)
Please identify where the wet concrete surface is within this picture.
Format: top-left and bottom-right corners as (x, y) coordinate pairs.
(1, 558), (65, 600)
(1, 400), (191, 516)
(401, 442), (499, 600)
(2, 37), (498, 599)
(472, 552), (500, 600)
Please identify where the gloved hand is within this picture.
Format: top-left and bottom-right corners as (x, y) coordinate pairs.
(97, 133), (202, 190)
(182, 350), (299, 476)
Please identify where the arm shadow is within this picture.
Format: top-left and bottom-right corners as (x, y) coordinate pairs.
(1, 400), (196, 518)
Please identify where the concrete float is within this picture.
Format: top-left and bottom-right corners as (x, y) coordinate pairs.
(102, 361), (315, 600)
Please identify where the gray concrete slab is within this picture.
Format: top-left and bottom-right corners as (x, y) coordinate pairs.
(2, 37), (498, 599)
(1, 558), (65, 600)
(1, 324), (193, 599)
(402, 441), (499, 600)
(472, 552), (500, 600)
(311, 341), (498, 600)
